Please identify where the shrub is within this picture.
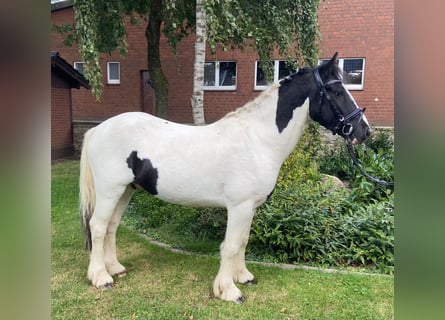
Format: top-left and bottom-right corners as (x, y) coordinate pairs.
(319, 128), (394, 202)
(190, 207), (227, 240)
(247, 125), (394, 273)
(125, 191), (227, 246)
(250, 186), (394, 274)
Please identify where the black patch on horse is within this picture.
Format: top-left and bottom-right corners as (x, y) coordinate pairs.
(126, 151), (159, 195)
(275, 68), (311, 133)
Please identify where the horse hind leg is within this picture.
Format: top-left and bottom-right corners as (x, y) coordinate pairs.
(104, 186), (134, 277)
(87, 187), (127, 289)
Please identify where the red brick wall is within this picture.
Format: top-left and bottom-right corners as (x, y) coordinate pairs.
(318, 0), (394, 126)
(51, 72), (73, 156)
(51, 0), (393, 126)
(51, 8), (148, 121)
(161, 37), (264, 123)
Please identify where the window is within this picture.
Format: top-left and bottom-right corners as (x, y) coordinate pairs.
(107, 62), (120, 84)
(319, 57), (365, 90)
(342, 58), (365, 90)
(73, 61), (84, 75)
(255, 60), (297, 90)
(204, 61), (237, 90)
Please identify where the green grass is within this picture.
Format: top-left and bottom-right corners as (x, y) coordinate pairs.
(52, 160), (393, 319)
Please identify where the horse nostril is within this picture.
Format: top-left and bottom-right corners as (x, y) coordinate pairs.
(366, 127), (372, 138)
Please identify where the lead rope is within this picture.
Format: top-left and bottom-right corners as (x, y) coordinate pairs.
(346, 138), (395, 187)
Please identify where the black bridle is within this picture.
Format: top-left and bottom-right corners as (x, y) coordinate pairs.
(313, 68), (365, 137)
(313, 68), (394, 187)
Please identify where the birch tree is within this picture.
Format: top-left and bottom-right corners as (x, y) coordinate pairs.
(190, 0), (206, 125)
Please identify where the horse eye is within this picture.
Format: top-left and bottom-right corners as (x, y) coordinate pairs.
(335, 91), (343, 96)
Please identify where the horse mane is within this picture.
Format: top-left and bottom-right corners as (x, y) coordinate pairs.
(220, 82), (281, 121)
(220, 67), (314, 122)
(218, 63), (341, 123)
(278, 67), (311, 86)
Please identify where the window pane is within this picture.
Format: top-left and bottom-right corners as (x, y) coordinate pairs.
(342, 59), (363, 85)
(278, 61), (296, 79)
(256, 65), (267, 86)
(108, 62), (120, 80)
(204, 62), (215, 86)
(343, 58), (363, 72)
(74, 62), (84, 75)
(256, 61), (273, 86)
(219, 62), (236, 86)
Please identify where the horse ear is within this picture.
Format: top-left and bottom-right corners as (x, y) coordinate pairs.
(327, 52), (339, 70)
(320, 52), (339, 75)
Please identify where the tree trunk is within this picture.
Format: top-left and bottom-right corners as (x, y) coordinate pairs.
(146, 0), (168, 119)
(190, 0), (206, 125)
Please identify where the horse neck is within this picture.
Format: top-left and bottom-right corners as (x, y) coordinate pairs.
(234, 83), (311, 163)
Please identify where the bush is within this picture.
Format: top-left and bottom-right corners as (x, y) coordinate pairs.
(124, 192), (226, 248)
(247, 125), (394, 273)
(319, 128), (394, 202)
(250, 186), (394, 274)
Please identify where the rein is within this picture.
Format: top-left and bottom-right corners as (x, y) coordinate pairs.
(346, 138), (395, 187)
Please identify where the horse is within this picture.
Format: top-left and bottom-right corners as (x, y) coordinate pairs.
(79, 52), (371, 303)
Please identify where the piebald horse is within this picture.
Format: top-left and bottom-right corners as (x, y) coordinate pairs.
(79, 53), (370, 303)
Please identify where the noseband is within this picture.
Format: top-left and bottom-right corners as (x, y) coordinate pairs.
(313, 68), (365, 136)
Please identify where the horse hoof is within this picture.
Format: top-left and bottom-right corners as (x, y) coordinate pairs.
(100, 283), (113, 290)
(117, 271), (127, 278)
(236, 295), (246, 304)
(243, 279), (257, 286)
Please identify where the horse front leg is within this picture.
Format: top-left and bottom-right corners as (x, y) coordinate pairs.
(213, 201), (255, 303)
(233, 225), (256, 285)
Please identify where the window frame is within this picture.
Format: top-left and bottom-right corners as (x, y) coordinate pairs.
(73, 61), (84, 75)
(254, 60), (297, 91)
(107, 61), (121, 85)
(319, 57), (366, 91)
(203, 61), (237, 91)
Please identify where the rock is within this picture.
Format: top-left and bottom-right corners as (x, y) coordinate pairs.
(320, 174), (349, 190)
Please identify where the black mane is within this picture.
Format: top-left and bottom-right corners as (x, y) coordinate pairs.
(278, 67), (311, 85)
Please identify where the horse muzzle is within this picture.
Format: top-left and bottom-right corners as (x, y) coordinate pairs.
(350, 120), (372, 144)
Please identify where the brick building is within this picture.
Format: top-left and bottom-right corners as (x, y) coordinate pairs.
(51, 0), (393, 128)
(51, 51), (90, 159)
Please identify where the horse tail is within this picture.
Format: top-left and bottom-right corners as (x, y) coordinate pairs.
(79, 128), (96, 251)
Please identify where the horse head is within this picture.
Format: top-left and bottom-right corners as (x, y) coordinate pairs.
(309, 52), (371, 144)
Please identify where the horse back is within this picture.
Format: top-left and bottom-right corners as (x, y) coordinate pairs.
(86, 112), (278, 208)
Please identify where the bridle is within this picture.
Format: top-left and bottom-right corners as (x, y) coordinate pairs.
(313, 68), (365, 137)
(313, 68), (394, 187)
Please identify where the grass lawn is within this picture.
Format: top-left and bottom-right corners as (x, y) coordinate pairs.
(52, 160), (393, 319)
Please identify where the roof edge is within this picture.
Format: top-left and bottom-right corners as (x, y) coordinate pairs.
(51, 51), (90, 89)
(51, 1), (73, 12)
